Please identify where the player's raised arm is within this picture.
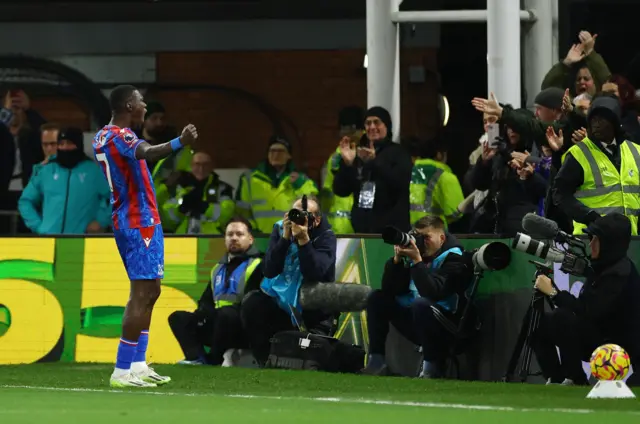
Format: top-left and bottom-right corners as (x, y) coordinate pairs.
(135, 124), (198, 162)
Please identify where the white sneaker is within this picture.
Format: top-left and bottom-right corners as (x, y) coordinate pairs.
(222, 349), (240, 367)
(561, 378), (575, 386)
(135, 365), (171, 386)
(110, 372), (157, 388)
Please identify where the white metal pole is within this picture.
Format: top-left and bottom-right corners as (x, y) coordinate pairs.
(523, 0), (557, 109)
(392, 9), (535, 23)
(487, 0), (522, 107)
(366, 0), (401, 141)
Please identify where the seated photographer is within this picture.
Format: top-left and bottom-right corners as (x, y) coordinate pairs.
(364, 216), (473, 378)
(241, 195), (337, 367)
(168, 217), (263, 366)
(532, 213), (640, 385)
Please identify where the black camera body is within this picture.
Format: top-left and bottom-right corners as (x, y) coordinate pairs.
(381, 226), (426, 254)
(288, 195), (313, 227)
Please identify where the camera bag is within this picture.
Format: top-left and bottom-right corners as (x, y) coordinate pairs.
(266, 331), (365, 373)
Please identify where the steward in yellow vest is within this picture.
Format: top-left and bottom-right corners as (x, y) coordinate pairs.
(555, 94), (640, 235)
(157, 152), (235, 234)
(168, 217), (264, 365)
(322, 147), (354, 234)
(407, 140), (464, 227)
(235, 135), (318, 234)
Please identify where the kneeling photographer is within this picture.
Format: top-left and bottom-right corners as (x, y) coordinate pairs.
(240, 195), (337, 367)
(532, 213), (640, 385)
(364, 216), (474, 378)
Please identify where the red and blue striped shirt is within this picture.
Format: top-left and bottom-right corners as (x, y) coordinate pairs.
(92, 125), (160, 230)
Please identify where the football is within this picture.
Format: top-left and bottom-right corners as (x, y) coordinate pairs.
(590, 344), (631, 381)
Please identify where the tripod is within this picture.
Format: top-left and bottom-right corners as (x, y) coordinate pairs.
(503, 264), (555, 383)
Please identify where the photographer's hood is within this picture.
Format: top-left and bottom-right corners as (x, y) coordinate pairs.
(585, 213), (631, 268)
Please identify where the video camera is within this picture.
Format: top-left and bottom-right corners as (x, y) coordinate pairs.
(512, 213), (589, 277)
(288, 195), (313, 228)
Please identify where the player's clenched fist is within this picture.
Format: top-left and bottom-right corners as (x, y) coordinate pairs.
(180, 124), (198, 145)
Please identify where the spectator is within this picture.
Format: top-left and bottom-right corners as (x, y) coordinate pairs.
(602, 75), (640, 143)
(169, 217), (264, 366)
(542, 31), (610, 98)
(332, 106), (413, 233)
(18, 127), (111, 234)
(235, 135), (318, 235)
(469, 124), (548, 235)
(159, 151), (234, 234)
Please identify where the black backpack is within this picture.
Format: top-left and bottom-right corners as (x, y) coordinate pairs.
(266, 331), (365, 373)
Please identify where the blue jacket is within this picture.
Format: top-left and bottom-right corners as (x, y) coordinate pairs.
(18, 157), (111, 234)
(261, 217), (336, 321)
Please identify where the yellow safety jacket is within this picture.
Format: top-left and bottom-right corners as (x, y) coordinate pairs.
(563, 137), (640, 235)
(409, 158), (464, 226)
(161, 174), (235, 234)
(235, 161), (318, 234)
(211, 257), (262, 308)
(322, 148), (354, 234)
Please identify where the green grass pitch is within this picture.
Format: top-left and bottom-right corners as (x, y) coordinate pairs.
(0, 364), (639, 423)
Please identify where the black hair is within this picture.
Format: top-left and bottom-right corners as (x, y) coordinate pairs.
(224, 216), (254, 236)
(109, 85), (138, 114)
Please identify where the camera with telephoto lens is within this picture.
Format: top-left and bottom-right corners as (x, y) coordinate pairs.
(288, 195), (312, 226)
(381, 226), (426, 253)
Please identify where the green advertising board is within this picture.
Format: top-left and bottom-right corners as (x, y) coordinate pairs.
(0, 235), (596, 365)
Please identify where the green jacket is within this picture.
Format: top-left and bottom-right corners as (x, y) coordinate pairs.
(541, 51), (611, 97)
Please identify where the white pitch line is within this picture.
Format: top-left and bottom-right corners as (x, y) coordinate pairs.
(0, 385), (637, 416)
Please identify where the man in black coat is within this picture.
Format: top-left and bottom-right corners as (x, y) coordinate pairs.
(332, 106), (412, 233)
(532, 213), (640, 385)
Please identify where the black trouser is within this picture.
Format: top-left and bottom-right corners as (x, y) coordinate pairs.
(168, 305), (246, 365)
(532, 308), (603, 384)
(240, 291), (297, 366)
(367, 289), (453, 362)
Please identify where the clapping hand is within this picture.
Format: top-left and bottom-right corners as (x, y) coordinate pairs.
(339, 136), (356, 166)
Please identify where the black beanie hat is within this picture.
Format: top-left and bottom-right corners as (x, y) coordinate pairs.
(534, 87), (565, 110)
(145, 101), (165, 120)
(365, 106), (393, 136)
(58, 127), (84, 150)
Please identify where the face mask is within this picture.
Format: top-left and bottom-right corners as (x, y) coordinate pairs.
(56, 149), (86, 168)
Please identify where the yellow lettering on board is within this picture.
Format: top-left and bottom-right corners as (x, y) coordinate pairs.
(0, 279), (64, 364)
(76, 237), (197, 363)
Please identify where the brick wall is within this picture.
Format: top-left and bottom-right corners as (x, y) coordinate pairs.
(154, 48), (439, 182)
(29, 48), (439, 184)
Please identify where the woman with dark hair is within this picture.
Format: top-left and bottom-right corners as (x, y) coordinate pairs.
(541, 31), (610, 98)
(603, 74), (640, 143)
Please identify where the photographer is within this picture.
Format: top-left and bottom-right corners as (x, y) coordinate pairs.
(364, 216), (473, 378)
(532, 213), (640, 385)
(240, 195), (337, 366)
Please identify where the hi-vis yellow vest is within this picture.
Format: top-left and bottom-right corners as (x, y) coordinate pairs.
(210, 257), (261, 308)
(409, 158), (464, 227)
(322, 148), (354, 234)
(564, 138), (640, 235)
(236, 168), (318, 234)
